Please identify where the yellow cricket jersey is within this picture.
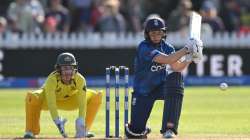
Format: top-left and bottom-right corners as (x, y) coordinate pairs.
(42, 71), (87, 120)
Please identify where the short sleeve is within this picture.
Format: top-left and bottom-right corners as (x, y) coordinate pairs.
(166, 43), (176, 54)
(138, 43), (164, 62)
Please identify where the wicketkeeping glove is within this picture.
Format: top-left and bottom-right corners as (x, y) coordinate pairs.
(75, 117), (86, 138)
(54, 117), (68, 138)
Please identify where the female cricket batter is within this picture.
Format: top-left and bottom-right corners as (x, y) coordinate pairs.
(125, 15), (203, 139)
(23, 52), (102, 138)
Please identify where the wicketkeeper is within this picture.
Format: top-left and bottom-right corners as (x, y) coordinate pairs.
(23, 52), (102, 138)
(125, 14), (203, 139)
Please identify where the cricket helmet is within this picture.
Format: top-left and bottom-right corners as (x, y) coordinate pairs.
(144, 14), (167, 40)
(55, 52), (77, 69)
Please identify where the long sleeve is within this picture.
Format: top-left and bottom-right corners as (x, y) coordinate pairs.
(75, 75), (87, 119)
(43, 76), (59, 120)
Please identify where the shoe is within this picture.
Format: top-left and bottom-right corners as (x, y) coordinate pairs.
(145, 127), (151, 135)
(162, 129), (176, 139)
(125, 123), (151, 139)
(86, 131), (95, 138)
(23, 131), (35, 139)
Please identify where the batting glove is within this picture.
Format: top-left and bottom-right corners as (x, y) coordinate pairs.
(183, 53), (193, 62)
(75, 117), (86, 138)
(54, 117), (68, 138)
(184, 38), (196, 53)
(193, 54), (203, 63)
(184, 38), (202, 53)
(191, 38), (203, 63)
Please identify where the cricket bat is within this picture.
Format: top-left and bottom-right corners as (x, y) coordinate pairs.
(189, 11), (202, 39)
(189, 11), (203, 64)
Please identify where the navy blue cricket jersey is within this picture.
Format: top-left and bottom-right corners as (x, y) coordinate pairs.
(133, 40), (175, 95)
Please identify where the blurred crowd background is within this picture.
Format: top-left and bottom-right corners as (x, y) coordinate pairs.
(0, 0), (249, 35)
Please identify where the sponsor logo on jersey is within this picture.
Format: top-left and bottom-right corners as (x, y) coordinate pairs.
(151, 64), (166, 72)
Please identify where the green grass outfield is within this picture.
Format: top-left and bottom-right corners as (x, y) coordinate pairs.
(0, 87), (250, 139)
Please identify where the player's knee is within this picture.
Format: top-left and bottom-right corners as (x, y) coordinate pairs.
(26, 92), (41, 105)
(167, 88), (184, 96)
(165, 91), (184, 101)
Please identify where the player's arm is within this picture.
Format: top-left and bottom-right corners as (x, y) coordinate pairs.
(153, 39), (196, 65)
(44, 76), (68, 137)
(74, 74), (87, 138)
(170, 61), (191, 72)
(154, 38), (202, 65)
(43, 77), (59, 120)
(153, 48), (189, 64)
(76, 76), (87, 119)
